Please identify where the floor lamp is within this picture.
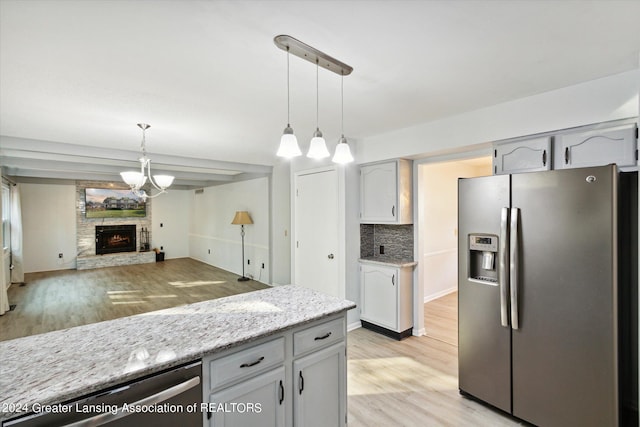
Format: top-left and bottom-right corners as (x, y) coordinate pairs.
(231, 211), (253, 282)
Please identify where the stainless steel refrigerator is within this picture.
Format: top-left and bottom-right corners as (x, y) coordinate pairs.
(458, 164), (638, 427)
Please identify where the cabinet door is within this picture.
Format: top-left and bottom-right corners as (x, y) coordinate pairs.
(293, 343), (346, 427)
(208, 367), (285, 427)
(360, 264), (398, 330)
(556, 124), (637, 169)
(360, 161), (397, 222)
(493, 137), (551, 175)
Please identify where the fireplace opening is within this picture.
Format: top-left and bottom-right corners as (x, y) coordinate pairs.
(96, 225), (137, 255)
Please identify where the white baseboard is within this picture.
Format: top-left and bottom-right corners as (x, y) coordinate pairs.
(347, 321), (362, 332)
(423, 286), (457, 303)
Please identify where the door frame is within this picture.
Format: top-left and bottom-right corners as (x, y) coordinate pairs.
(413, 147), (492, 336)
(292, 166), (346, 299)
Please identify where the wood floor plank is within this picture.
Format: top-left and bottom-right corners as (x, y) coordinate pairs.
(347, 292), (523, 426)
(0, 258), (269, 341)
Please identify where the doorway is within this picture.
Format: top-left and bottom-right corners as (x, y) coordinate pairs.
(417, 156), (491, 343)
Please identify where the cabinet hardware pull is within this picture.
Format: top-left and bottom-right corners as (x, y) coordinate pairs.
(279, 380), (284, 405)
(299, 371), (304, 395)
(314, 332), (332, 341)
(392, 274), (395, 286)
(240, 356), (264, 368)
(564, 147), (569, 164)
(391, 205), (395, 216)
(542, 149), (547, 166)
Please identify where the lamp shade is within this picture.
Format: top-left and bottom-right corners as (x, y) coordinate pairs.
(277, 131), (301, 158)
(231, 211), (253, 225)
(307, 130), (330, 159)
(153, 175), (175, 189)
(120, 171), (146, 188)
(332, 136), (354, 164)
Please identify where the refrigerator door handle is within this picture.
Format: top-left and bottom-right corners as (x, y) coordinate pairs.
(499, 207), (510, 327)
(510, 207), (520, 330)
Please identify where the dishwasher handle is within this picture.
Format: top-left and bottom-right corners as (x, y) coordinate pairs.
(63, 376), (201, 427)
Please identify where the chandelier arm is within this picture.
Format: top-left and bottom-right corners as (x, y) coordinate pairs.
(145, 160), (166, 192)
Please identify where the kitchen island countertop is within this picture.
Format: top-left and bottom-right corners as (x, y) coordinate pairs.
(0, 285), (355, 421)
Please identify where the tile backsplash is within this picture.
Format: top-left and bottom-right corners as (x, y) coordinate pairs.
(360, 224), (414, 260)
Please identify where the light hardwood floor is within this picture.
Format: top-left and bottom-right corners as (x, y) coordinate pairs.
(0, 258), (268, 341)
(347, 292), (523, 426)
(3, 265), (519, 425)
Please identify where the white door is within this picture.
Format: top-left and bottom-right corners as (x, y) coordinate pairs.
(294, 169), (342, 298)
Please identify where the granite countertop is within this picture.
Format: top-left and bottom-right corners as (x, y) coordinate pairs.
(0, 285), (355, 421)
(359, 256), (417, 267)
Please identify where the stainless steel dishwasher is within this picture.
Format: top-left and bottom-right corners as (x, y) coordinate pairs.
(4, 361), (202, 427)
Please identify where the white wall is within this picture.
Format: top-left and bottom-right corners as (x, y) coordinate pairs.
(271, 162), (291, 286)
(419, 159), (491, 302)
(189, 177), (270, 284)
(21, 183), (76, 272)
(151, 189), (190, 259)
(358, 70), (639, 163)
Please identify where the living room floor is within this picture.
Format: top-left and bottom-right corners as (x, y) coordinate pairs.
(0, 258), (268, 341)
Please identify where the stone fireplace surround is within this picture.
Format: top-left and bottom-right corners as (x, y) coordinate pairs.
(75, 181), (155, 270)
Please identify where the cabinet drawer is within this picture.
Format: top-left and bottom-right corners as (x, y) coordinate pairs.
(294, 318), (345, 356)
(209, 337), (285, 390)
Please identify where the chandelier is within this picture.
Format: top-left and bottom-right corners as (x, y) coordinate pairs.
(120, 123), (175, 200)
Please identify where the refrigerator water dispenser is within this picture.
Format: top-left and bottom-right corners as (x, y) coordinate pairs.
(468, 234), (499, 284)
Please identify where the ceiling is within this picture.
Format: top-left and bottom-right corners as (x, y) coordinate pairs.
(1, 0), (639, 186)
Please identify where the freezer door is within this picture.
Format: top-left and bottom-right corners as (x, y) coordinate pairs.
(458, 174), (511, 413)
(511, 165), (618, 427)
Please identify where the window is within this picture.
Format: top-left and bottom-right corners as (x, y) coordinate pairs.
(2, 183), (10, 250)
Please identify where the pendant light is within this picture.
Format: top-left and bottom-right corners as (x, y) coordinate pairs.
(332, 73), (354, 164)
(307, 60), (330, 159)
(276, 47), (301, 158)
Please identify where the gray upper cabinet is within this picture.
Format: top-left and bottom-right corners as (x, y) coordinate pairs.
(555, 123), (637, 170)
(493, 137), (551, 175)
(360, 159), (412, 224)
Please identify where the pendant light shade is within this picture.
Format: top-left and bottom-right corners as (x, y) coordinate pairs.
(307, 61), (329, 159)
(308, 129), (330, 158)
(277, 126), (302, 158)
(332, 74), (354, 164)
(277, 47), (301, 158)
(332, 135), (354, 164)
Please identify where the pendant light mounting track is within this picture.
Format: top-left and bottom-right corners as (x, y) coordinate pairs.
(274, 35), (353, 76)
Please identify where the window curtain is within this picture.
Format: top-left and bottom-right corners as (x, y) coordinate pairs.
(10, 184), (24, 284)
(0, 186), (8, 315)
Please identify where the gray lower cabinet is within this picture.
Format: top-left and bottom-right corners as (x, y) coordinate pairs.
(293, 343), (346, 427)
(360, 263), (413, 339)
(203, 314), (347, 427)
(555, 123), (637, 169)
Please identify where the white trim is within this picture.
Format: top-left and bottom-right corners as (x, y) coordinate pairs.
(347, 320), (362, 332)
(412, 328), (426, 337)
(424, 286), (457, 304)
(423, 248), (457, 258)
(188, 233), (269, 250)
